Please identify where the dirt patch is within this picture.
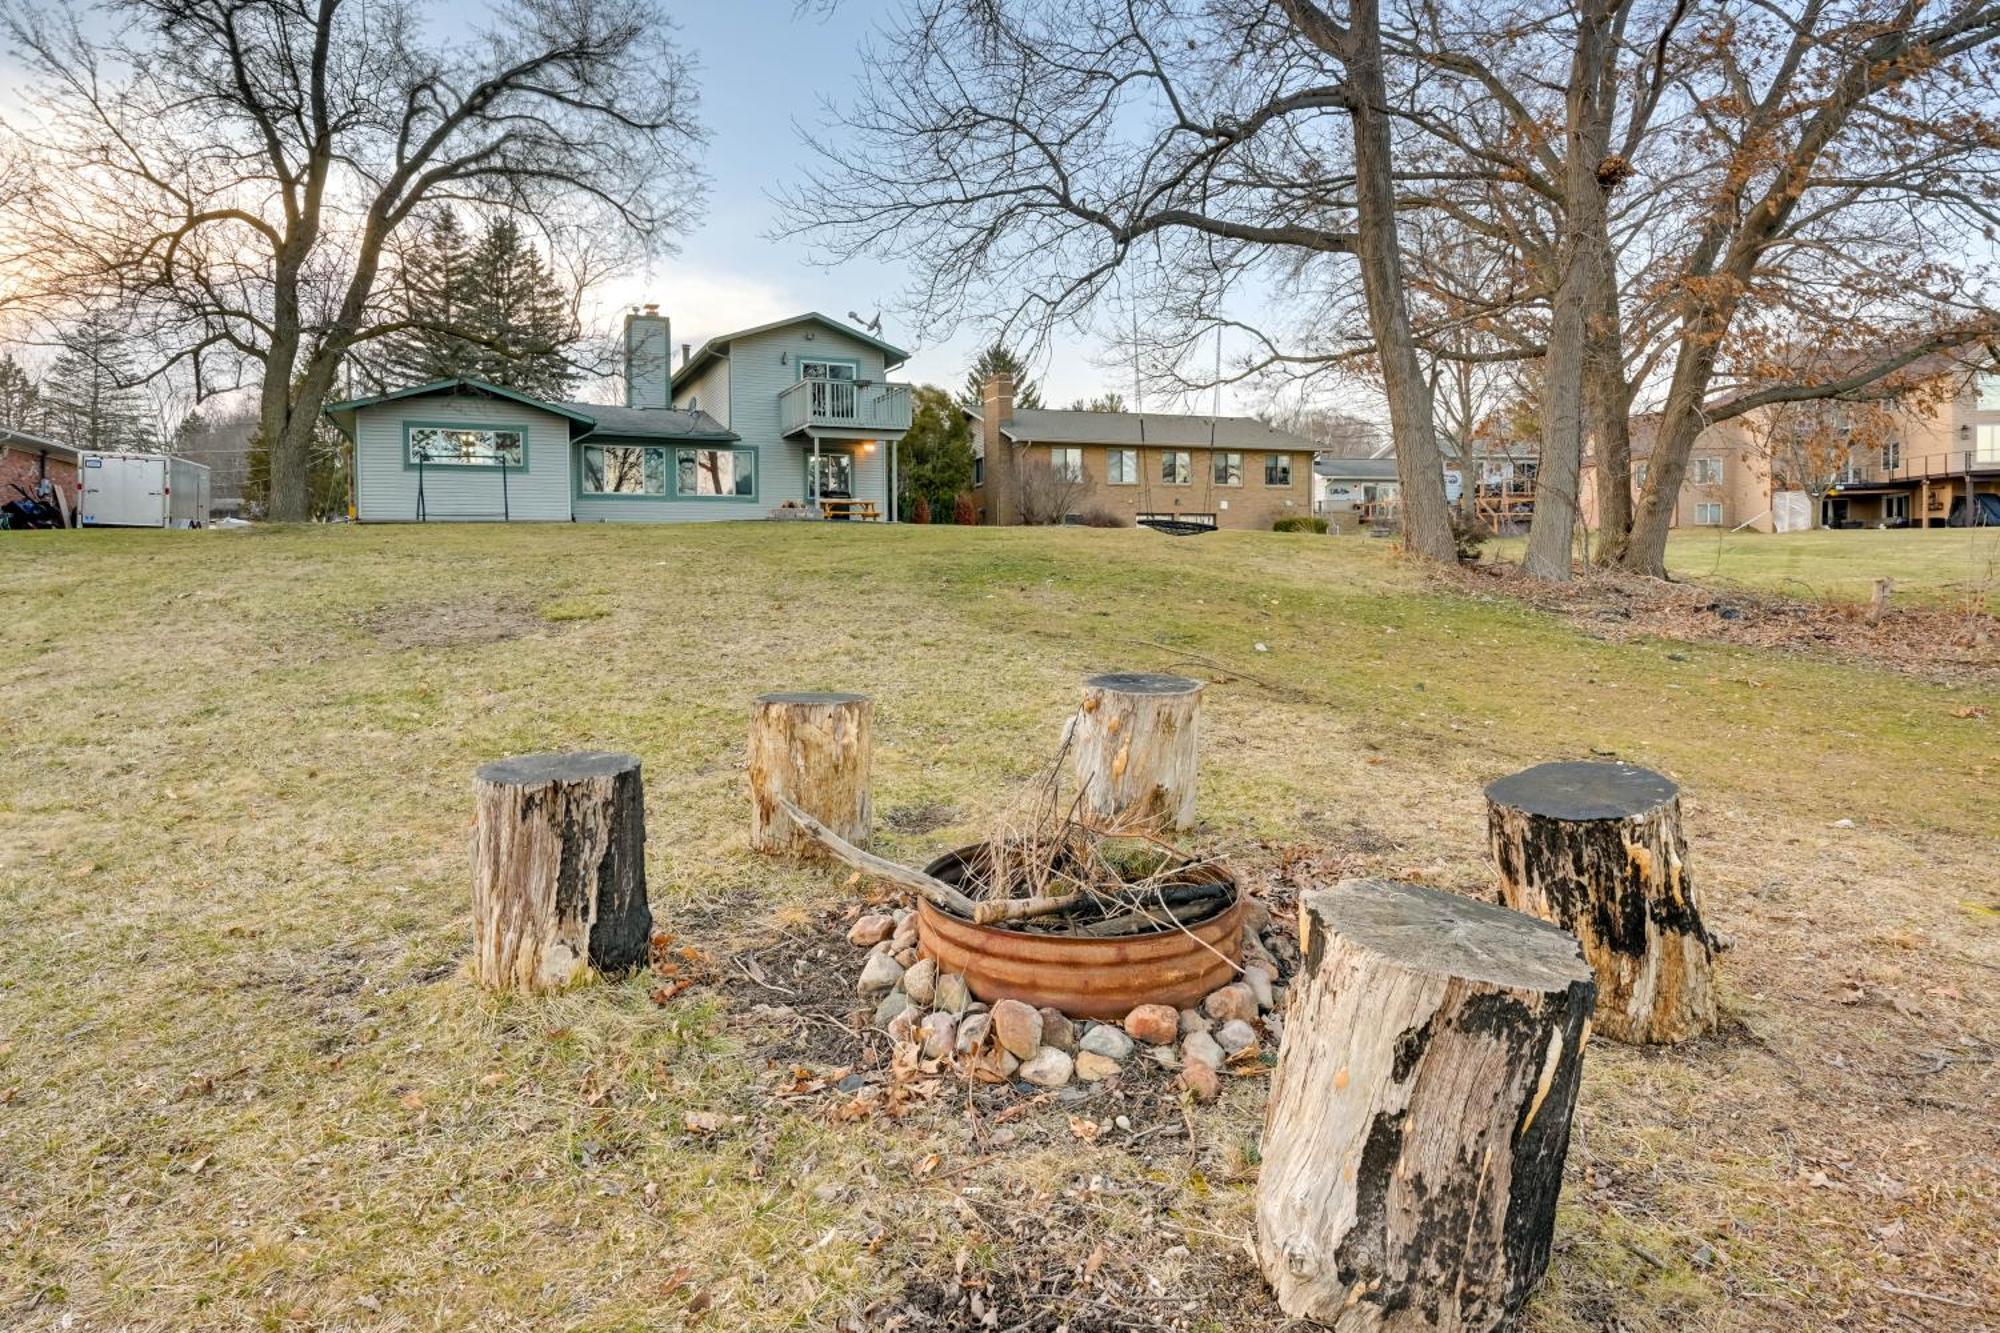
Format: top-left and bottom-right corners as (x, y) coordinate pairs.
(360, 596), (549, 649)
(1449, 562), (1999, 682)
(882, 800), (961, 835)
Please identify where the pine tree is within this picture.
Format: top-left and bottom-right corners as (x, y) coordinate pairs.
(960, 343), (1043, 412)
(899, 384), (976, 520)
(376, 208), (477, 387)
(42, 310), (155, 451)
(463, 217), (577, 399)
(0, 354), (39, 430)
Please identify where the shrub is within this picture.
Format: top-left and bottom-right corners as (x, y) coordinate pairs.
(952, 493), (976, 526)
(1272, 514), (1329, 534)
(1074, 507), (1127, 528)
(910, 494), (932, 524)
(1449, 508), (1491, 563)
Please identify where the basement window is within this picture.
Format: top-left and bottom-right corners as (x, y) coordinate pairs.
(1694, 502), (1723, 526)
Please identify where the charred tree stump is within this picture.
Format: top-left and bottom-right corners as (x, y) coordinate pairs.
(471, 752), (651, 993)
(1256, 879), (1596, 1330)
(748, 691), (873, 859)
(1486, 761), (1717, 1044)
(1071, 672), (1201, 833)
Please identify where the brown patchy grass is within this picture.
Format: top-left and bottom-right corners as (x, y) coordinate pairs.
(0, 522), (1994, 1332)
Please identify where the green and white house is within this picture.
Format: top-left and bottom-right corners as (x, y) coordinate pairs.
(327, 309), (913, 523)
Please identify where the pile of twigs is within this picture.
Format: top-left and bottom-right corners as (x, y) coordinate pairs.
(946, 732), (1235, 938)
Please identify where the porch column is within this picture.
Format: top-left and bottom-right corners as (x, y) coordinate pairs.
(889, 438), (898, 522)
(812, 435), (822, 514)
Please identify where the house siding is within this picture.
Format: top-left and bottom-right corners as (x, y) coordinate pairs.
(980, 442), (1312, 530)
(720, 325), (895, 512)
(352, 394), (573, 523)
(674, 357), (730, 429)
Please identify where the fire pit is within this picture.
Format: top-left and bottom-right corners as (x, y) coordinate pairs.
(914, 842), (1244, 1019)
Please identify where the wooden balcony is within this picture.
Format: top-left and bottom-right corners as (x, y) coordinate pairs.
(779, 380), (913, 436)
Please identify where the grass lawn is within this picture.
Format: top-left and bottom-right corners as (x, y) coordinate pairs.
(1493, 526), (2000, 608)
(1, 523), (1995, 1331)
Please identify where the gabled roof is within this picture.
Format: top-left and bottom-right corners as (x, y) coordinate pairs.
(0, 424), (82, 461)
(323, 376), (735, 442)
(674, 312), (911, 391)
(993, 408), (1319, 453)
(1314, 455), (1399, 481)
(326, 377), (598, 425)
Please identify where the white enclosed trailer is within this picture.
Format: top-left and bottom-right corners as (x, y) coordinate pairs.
(78, 453), (211, 528)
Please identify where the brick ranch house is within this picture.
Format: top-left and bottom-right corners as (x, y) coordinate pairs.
(1582, 372), (2000, 533)
(969, 373), (1318, 529)
(1, 425), (81, 523)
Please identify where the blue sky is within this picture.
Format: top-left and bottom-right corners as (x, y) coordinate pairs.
(602, 4), (1170, 409)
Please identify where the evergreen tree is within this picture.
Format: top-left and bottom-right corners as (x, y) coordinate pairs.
(1064, 392), (1128, 412)
(376, 208), (477, 387)
(960, 343), (1042, 411)
(0, 354), (39, 430)
(42, 310), (156, 451)
(464, 217), (577, 398)
(899, 384), (976, 521)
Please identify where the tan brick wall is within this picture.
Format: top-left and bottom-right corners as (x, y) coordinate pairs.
(999, 442), (1312, 530)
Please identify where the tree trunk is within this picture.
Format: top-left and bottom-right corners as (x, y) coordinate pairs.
(471, 751), (651, 992)
(748, 691), (873, 859)
(1334, 0), (1457, 565)
(1486, 760), (1717, 1044)
(1070, 672), (1200, 833)
(1256, 878), (1596, 1330)
(1585, 263), (1633, 565)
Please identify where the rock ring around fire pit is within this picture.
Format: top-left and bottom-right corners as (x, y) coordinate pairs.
(914, 843), (1245, 1020)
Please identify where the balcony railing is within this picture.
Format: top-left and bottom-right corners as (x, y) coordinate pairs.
(779, 380), (913, 435)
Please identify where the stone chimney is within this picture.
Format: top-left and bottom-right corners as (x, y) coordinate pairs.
(981, 371), (1016, 525)
(624, 304), (671, 410)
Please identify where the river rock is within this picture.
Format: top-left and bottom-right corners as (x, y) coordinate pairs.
(1079, 1023), (1134, 1063)
(902, 957), (938, 1007)
(919, 1012), (957, 1060)
(991, 999), (1043, 1060)
(1203, 982), (1257, 1025)
(1179, 1008), (1210, 1037)
(955, 1011), (993, 1055)
(849, 913), (896, 947)
(1075, 1051), (1123, 1082)
(1018, 1047), (1074, 1089)
(858, 952), (905, 998)
(1038, 1007), (1077, 1053)
(892, 913), (919, 950)
(1123, 1003), (1179, 1045)
(1180, 1060), (1221, 1102)
(1181, 1029), (1225, 1070)
(1215, 1018), (1259, 1055)
(933, 972), (971, 1014)
(1243, 965), (1276, 1011)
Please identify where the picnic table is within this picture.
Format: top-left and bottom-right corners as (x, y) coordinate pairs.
(818, 498), (882, 521)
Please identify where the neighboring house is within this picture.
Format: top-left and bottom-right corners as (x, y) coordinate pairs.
(1582, 372), (2000, 533)
(1, 425), (82, 523)
(969, 373), (1316, 529)
(326, 308), (913, 523)
(1313, 456), (1400, 525)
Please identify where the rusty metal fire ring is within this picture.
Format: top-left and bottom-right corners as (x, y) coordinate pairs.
(914, 844), (1244, 1020)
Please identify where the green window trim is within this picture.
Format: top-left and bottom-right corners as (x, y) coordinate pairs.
(573, 443), (760, 501)
(677, 446), (758, 499)
(402, 420), (528, 471)
(578, 443), (671, 496)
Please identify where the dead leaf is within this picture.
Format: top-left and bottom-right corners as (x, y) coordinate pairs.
(684, 1110), (726, 1135)
(1067, 1116), (1102, 1142)
(399, 1090), (426, 1110)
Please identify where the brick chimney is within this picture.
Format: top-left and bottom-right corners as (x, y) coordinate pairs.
(981, 371), (1016, 525)
(624, 304), (671, 410)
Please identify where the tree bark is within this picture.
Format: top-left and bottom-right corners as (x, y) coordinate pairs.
(1070, 672), (1200, 833)
(1585, 260), (1633, 565)
(1256, 878), (1596, 1330)
(471, 751), (651, 992)
(748, 691), (873, 859)
(1486, 760), (1718, 1044)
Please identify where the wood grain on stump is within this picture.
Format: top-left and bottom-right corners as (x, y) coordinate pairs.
(1070, 672), (1201, 833)
(1486, 760), (1717, 1044)
(749, 691), (873, 859)
(1256, 879), (1596, 1331)
(471, 751), (651, 993)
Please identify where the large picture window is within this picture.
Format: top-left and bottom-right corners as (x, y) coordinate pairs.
(581, 444), (669, 494)
(679, 447), (756, 497)
(409, 425), (523, 467)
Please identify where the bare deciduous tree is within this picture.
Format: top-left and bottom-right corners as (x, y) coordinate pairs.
(0, 0), (703, 519)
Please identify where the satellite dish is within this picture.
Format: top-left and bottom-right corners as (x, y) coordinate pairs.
(848, 309), (884, 337)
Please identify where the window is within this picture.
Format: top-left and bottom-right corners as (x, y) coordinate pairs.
(799, 359), (857, 382)
(1161, 450), (1191, 485)
(1884, 494), (1910, 523)
(1979, 422), (2000, 464)
(409, 424), (523, 468)
(1107, 448), (1138, 484)
(1880, 439), (1902, 471)
(1213, 452), (1243, 486)
(972, 454), (985, 487)
(1694, 502), (1723, 526)
(1265, 453), (1293, 486)
(1049, 447), (1084, 482)
(581, 444), (668, 494)
(1691, 457), (1723, 485)
(1977, 374), (2000, 411)
(678, 447), (755, 497)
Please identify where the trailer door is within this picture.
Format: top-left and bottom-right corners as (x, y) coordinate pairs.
(80, 455), (168, 527)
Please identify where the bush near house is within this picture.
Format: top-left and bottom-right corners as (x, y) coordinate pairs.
(1271, 514), (1328, 533)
